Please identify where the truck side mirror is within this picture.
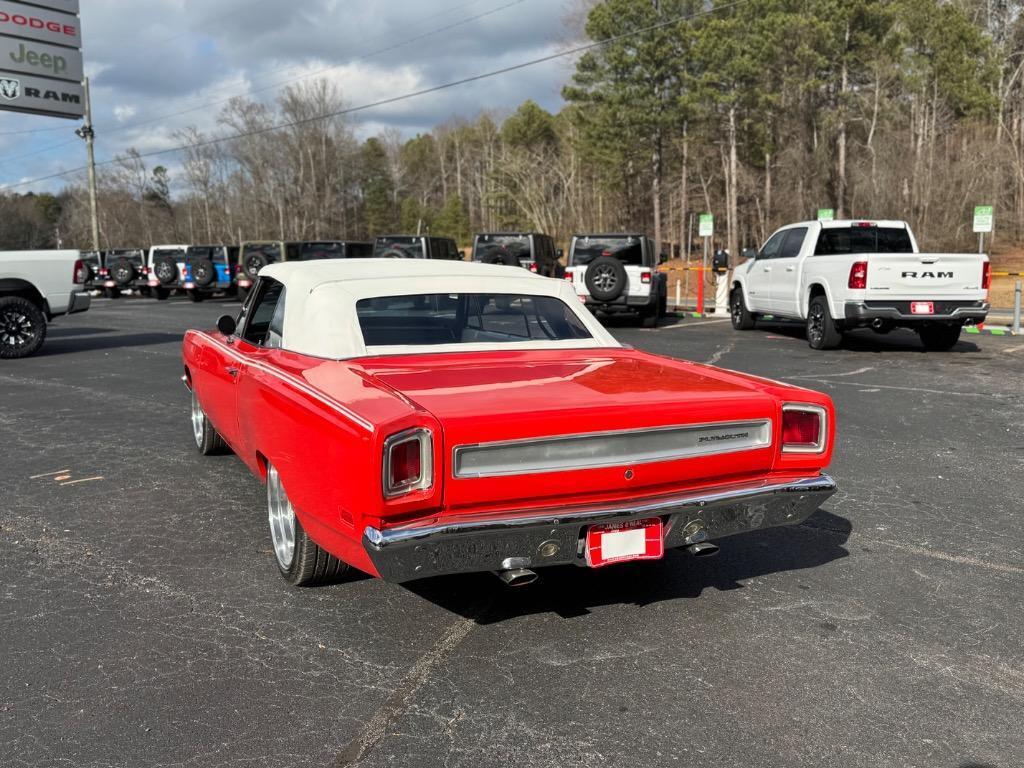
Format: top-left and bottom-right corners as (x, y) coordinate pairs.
(556, 249), (564, 260)
(659, 253), (669, 264)
(742, 247), (759, 260)
(217, 315), (237, 336)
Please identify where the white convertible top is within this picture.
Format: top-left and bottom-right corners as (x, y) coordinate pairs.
(258, 259), (621, 359)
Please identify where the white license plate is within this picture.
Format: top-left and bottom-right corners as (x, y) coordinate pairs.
(911, 301), (934, 315)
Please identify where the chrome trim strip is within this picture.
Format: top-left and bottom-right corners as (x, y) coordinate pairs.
(451, 419), (773, 479)
(781, 403), (827, 454)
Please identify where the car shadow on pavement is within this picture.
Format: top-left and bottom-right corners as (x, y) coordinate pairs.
(46, 326), (119, 338)
(753, 324), (983, 353)
(405, 508), (852, 624)
(35, 331), (184, 356)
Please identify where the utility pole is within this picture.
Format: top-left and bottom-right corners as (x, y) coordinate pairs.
(75, 76), (99, 251)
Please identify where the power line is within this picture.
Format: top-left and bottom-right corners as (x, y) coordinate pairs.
(0, 0), (525, 165)
(0, 0), (751, 192)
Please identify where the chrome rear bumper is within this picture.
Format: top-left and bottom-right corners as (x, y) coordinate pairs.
(362, 474), (837, 582)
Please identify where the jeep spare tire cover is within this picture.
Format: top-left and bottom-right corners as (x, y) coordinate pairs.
(110, 258), (137, 286)
(153, 255), (179, 285)
(191, 258), (216, 287)
(585, 255), (627, 301)
(243, 252), (269, 278)
(480, 251), (516, 266)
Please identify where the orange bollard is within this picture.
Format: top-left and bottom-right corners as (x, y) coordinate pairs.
(695, 267), (704, 316)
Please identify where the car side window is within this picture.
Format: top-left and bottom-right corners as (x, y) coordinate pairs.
(759, 230), (787, 259)
(241, 279), (286, 346)
(778, 227), (808, 259)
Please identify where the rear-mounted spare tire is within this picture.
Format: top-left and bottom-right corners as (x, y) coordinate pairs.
(153, 256), (178, 286)
(243, 252), (269, 279)
(585, 255), (627, 302)
(109, 258), (137, 286)
(480, 251), (516, 266)
(191, 258), (216, 287)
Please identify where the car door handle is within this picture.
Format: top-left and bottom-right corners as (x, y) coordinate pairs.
(763, 267), (772, 272)
(786, 266), (795, 272)
(225, 367), (239, 377)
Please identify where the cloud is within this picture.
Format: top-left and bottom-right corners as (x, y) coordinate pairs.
(0, 0), (577, 192)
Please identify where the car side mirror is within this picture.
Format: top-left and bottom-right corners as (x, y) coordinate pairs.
(556, 249), (564, 259)
(742, 247), (759, 260)
(659, 253), (668, 264)
(217, 315), (237, 336)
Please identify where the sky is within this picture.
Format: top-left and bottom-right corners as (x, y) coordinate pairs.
(0, 0), (580, 193)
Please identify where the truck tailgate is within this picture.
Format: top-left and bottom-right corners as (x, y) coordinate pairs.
(866, 253), (987, 300)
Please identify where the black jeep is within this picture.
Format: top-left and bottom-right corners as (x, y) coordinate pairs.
(471, 233), (564, 277)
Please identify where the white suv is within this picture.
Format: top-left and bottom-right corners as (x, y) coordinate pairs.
(141, 244), (189, 300)
(565, 234), (667, 327)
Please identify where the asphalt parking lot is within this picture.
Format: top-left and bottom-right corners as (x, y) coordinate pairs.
(2, 296), (1023, 768)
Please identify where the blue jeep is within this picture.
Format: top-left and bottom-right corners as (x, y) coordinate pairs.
(182, 245), (239, 302)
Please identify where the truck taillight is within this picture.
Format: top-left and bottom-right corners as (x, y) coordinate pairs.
(782, 405), (826, 454)
(527, 262), (538, 273)
(640, 270), (652, 284)
(564, 270), (574, 281)
(982, 261), (991, 290)
(383, 428), (433, 498)
(848, 261), (868, 290)
(72, 259), (86, 284)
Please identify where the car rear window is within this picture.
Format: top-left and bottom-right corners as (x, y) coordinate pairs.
(244, 244), (281, 261)
(356, 293), (593, 347)
(570, 237), (644, 266)
(299, 242), (345, 260)
(374, 237), (424, 258)
(186, 247), (218, 261)
(347, 243), (373, 258)
(152, 248), (185, 260)
(473, 235), (531, 261)
(814, 227), (913, 255)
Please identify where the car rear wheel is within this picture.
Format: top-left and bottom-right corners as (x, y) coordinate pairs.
(919, 323), (962, 351)
(191, 389), (227, 455)
(806, 295), (843, 350)
(731, 287), (755, 330)
(104, 287), (121, 299)
(0, 296), (46, 359)
(266, 463), (349, 586)
(187, 290), (205, 303)
(153, 287), (170, 300)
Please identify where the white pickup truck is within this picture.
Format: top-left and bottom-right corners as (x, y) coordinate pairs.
(0, 250), (91, 358)
(730, 220), (990, 351)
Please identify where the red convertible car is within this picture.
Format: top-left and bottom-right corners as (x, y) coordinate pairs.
(182, 260), (836, 587)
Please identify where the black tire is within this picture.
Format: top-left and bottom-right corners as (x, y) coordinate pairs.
(585, 256), (628, 302)
(266, 463), (350, 587)
(104, 287), (121, 299)
(480, 251), (516, 266)
(919, 324), (962, 351)
(187, 290), (205, 303)
(806, 295), (843, 350)
(641, 307), (659, 328)
(109, 258), (137, 287)
(378, 249), (407, 260)
(730, 287), (755, 330)
(191, 258), (216, 287)
(191, 389), (228, 455)
(138, 286), (151, 298)
(153, 287), (170, 301)
(243, 252), (269, 278)
(153, 256), (179, 286)
(0, 296), (46, 359)
(658, 290), (667, 317)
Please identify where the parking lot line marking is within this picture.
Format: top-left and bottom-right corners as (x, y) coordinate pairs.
(662, 318), (730, 330)
(875, 540), (1024, 577)
(59, 476), (103, 486)
(794, 378), (997, 398)
(1003, 346), (1024, 354)
(792, 366), (875, 379)
(29, 469), (70, 479)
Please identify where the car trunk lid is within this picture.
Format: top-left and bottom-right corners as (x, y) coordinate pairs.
(866, 253), (987, 300)
(361, 349), (779, 512)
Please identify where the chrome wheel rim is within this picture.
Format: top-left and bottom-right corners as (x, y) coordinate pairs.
(0, 308), (35, 350)
(267, 465), (296, 569)
(155, 261), (174, 283)
(592, 265), (617, 291)
(731, 294), (742, 325)
(190, 390), (204, 447)
(808, 305), (824, 344)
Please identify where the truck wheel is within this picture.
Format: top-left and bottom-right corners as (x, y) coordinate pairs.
(641, 307), (659, 328)
(0, 296), (46, 359)
(806, 295), (843, 350)
(153, 287), (170, 301)
(105, 287), (121, 299)
(191, 389), (227, 455)
(730, 287), (755, 330)
(266, 463), (349, 586)
(187, 290), (205, 303)
(919, 324), (962, 351)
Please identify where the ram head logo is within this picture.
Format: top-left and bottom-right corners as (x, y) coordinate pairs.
(0, 77), (20, 101)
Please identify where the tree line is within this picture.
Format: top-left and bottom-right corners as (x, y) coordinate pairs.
(5, 0), (1023, 259)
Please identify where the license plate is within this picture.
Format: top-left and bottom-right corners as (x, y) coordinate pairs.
(585, 518), (664, 568)
(910, 301), (934, 315)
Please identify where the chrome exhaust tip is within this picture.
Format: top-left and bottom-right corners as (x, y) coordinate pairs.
(686, 542), (720, 558)
(494, 568), (538, 587)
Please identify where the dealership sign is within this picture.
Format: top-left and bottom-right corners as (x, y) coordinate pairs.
(0, 0), (82, 119)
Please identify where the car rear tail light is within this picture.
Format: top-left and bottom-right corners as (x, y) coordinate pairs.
(73, 259), (86, 284)
(640, 270), (652, 284)
(564, 270), (574, 281)
(982, 261), (991, 290)
(527, 262), (538, 273)
(782, 405), (826, 453)
(383, 428), (433, 498)
(848, 261), (868, 290)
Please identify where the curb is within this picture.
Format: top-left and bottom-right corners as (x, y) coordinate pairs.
(965, 325), (1017, 336)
